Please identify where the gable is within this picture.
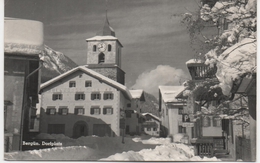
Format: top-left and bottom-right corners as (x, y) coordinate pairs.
(40, 66), (132, 100)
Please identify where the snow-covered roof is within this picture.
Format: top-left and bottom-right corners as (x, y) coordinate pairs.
(159, 86), (185, 103)
(129, 89), (145, 101)
(142, 113), (161, 121)
(4, 17), (44, 55)
(40, 66), (132, 100)
(185, 59), (203, 65)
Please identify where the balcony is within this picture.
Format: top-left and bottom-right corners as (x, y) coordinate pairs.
(186, 59), (217, 80)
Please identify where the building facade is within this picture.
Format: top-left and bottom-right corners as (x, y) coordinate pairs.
(159, 86), (188, 138)
(4, 17), (44, 151)
(142, 113), (161, 137)
(39, 66), (132, 138)
(124, 90), (146, 135)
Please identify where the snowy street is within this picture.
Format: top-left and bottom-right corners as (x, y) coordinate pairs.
(5, 134), (220, 161)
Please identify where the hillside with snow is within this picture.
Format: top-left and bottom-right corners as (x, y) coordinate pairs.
(40, 45), (78, 83)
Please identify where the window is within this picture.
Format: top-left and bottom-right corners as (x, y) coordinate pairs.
(46, 107), (56, 115)
(203, 116), (211, 127)
(52, 93), (62, 100)
(127, 103), (131, 107)
(178, 108), (183, 115)
(108, 44), (112, 51)
(178, 126), (186, 133)
(153, 128), (157, 131)
(213, 117), (222, 127)
(74, 108), (85, 115)
(93, 45), (97, 52)
(103, 107), (113, 115)
(104, 92), (114, 100)
(58, 108), (68, 115)
(75, 93), (85, 100)
(147, 127), (151, 131)
(69, 81), (76, 87)
(98, 53), (105, 64)
(91, 93), (101, 100)
(125, 110), (132, 118)
(85, 81), (92, 87)
(90, 107), (100, 115)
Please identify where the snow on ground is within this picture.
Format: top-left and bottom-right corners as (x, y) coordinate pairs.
(4, 134), (221, 161)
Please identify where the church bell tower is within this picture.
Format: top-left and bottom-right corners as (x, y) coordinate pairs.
(86, 13), (125, 85)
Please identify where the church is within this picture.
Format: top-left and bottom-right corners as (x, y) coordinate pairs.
(39, 14), (143, 138)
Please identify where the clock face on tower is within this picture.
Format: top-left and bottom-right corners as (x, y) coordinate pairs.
(97, 42), (107, 52)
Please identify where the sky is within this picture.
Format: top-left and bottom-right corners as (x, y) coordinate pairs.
(4, 0), (202, 97)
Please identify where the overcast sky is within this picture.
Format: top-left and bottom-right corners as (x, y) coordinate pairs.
(5, 0), (202, 96)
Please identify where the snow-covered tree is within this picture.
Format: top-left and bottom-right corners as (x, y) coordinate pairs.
(182, 0), (256, 137)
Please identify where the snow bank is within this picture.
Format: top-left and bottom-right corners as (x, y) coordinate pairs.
(101, 143), (220, 161)
(5, 146), (99, 160)
(5, 135), (221, 161)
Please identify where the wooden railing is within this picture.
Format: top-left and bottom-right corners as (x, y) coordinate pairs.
(187, 64), (217, 80)
(191, 136), (226, 157)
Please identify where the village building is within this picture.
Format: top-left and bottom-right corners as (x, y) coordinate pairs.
(186, 59), (236, 159)
(124, 90), (146, 135)
(158, 86), (188, 138)
(142, 113), (161, 137)
(39, 66), (131, 138)
(39, 14), (145, 138)
(4, 17), (44, 151)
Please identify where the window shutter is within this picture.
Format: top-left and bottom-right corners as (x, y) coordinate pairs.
(91, 94), (94, 100)
(52, 95), (55, 100)
(60, 94), (63, 100)
(98, 94), (101, 99)
(90, 108), (94, 115)
(75, 94), (77, 100)
(103, 108), (107, 114)
(104, 94), (107, 100)
(111, 108), (113, 114)
(74, 108), (78, 115)
(111, 94), (114, 99)
(99, 108), (101, 114)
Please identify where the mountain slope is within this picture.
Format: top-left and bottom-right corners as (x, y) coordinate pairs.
(140, 92), (160, 117)
(40, 45), (78, 83)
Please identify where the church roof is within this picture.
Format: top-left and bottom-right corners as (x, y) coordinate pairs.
(96, 12), (115, 37)
(40, 66), (132, 100)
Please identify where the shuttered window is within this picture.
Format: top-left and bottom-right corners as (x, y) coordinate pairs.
(103, 92), (113, 100)
(58, 108), (68, 115)
(90, 107), (100, 115)
(74, 108), (85, 115)
(46, 107), (56, 115)
(91, 93), (101, 100)
(103, 107), (113, 115)
(75, 93), (85, 100)
(52, 94), (62, 100)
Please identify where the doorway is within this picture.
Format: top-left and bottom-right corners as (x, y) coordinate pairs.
(73, 121), (88, 138)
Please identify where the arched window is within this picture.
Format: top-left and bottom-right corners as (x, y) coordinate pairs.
(108, 44), (112, 51)
(93, 45), (97, 52)
(98, 53), (105, 64)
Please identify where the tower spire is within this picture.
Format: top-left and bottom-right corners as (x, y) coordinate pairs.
(96, 0), (115, 36)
